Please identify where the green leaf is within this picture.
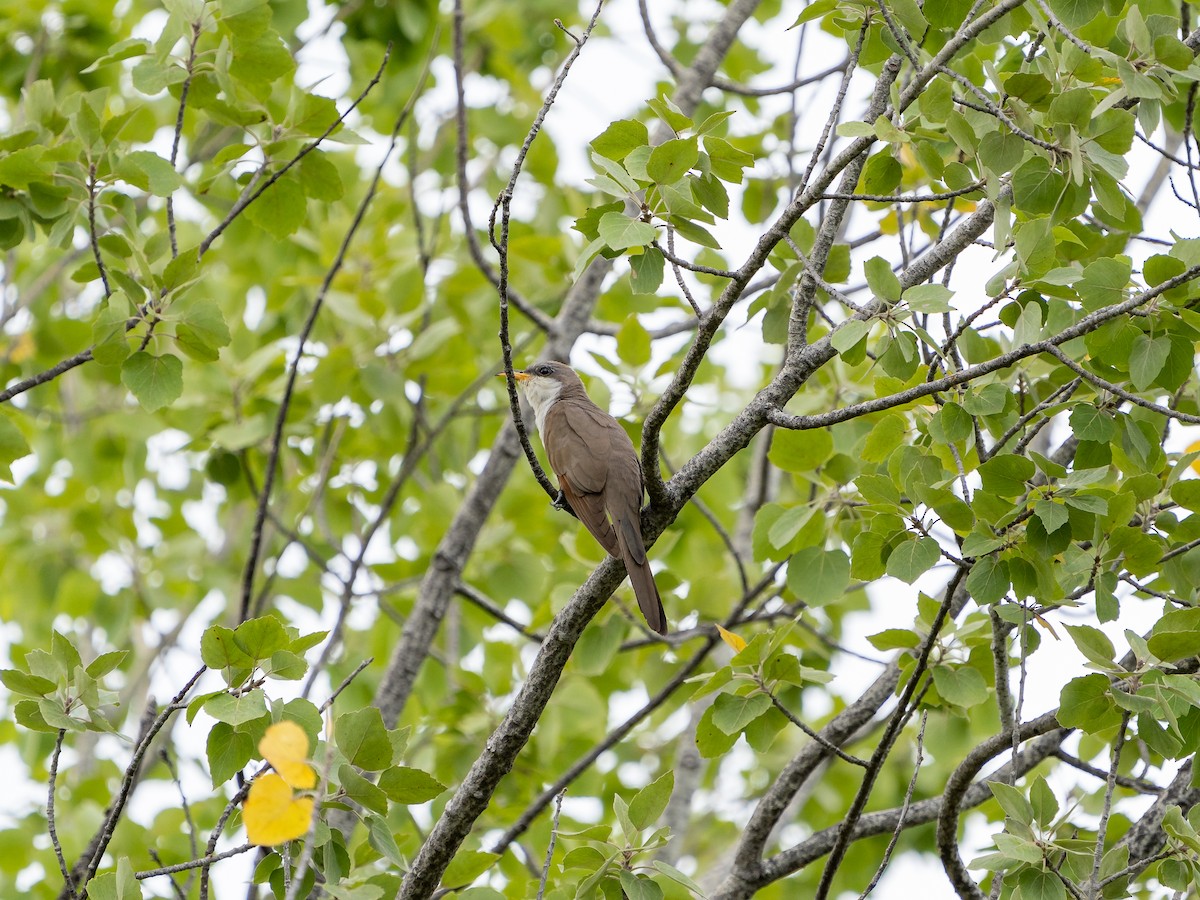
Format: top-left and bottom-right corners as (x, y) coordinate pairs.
(616, 315), (652, 367)
(647, 95), (691, 133)
(860, 152), (901, 195)
(791, 0), (838, 27)
(1047, 0), (1103, 28)
(1129, 333), (1170, 390)
(1064, 624), (1117, 670)
(768, 428), (832, 473)
(0, 413), (31, 483)
(121, 352), (183, 413)
(591, 119), (649, 161)
(628, 771), (673, 829)
(339, 764), (389, 815)
(965, 556), (1009, 604)
(831, 319), (870, 353)
(0, 147), (50, 190)
(91, 300), (132, 367)
(668, 215), (721, 249)
(1057, 673), (1121, 733)
(204, 689), (268, 726)
(377, 765), (446, 803)
(864, 256), (901, 303)
(207, 722), (254, 786)
(1029, 775), (1058, 826)
(1069, 404), (1115, 442)
(299, 149), (343, 200)
(928, 402), (973, 444)
(575, 614), (624, 676)
(14, 699), (55, 732)
(0, 669), (57, 697)
(116, 150), (182, 197)
(710, 692), (772, 735)
(1147, 608), (1200, 661)
(1049, 88), (1096, 129)
(1011, 157), (1064, 215)
(618, 870), (664, 900)
(230, 30), (296, 85)
(703, 136), (753, 183)
(767, 504), (815, 550)
(1033, 500), (1068, 535)
(786, 547), (850, 606)
(173, 295), (231, 362)
(902, 283), (953, 313)
(335, 708), (393, 771)
(443, 851), (500, 887)
(84, 858), (141, 900)
(978, 454), (1034, 498)
(244, 174), (306, 238)
(932, 665), (988, 708)
(695, 109), (735, 135)
(1076, 256), (1130, 311)
(647, 137), (698, 184)
(651, 861), (706, 896)
(862, 414), (907, 463)
(989, 781), (1034, 826)
(1016, 867), (1067, 900)
(597, 212), (656, 250)
(201, 625), (256, 671)
(629, 248), (664, 294)
(885, 537), (941, 583)
(234, 616), (289, 660)
(866, 629), (920, 651)
(366, 814), (404, 868)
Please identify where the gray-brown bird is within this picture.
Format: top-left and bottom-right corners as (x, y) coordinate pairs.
(503, 361), (667, 635)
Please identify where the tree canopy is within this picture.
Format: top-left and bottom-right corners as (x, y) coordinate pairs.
(4, 0), (1200, 898)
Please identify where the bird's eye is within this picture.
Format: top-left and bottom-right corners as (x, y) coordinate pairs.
(537, 365), (552, 375)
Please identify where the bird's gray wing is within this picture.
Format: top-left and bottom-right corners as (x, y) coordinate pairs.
(544, 402), (620, 557)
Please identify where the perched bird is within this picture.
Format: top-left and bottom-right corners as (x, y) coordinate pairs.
(501, 361), (667, 635)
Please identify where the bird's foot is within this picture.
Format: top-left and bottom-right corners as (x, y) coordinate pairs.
(552, 490), (576, 517)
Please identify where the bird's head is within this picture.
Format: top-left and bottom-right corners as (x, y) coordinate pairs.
(496, 361), (584, 414)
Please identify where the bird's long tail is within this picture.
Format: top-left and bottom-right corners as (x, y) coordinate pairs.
(617, 519), (667, 635)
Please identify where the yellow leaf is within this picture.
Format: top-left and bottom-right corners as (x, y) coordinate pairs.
(259, 720), (316, 789)
(1188, 440), (1200, 474)
(243, 773), (314, 846)
(716, 625), (747, 653)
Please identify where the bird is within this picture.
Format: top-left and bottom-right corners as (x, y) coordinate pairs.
(501, 361), (667, 635)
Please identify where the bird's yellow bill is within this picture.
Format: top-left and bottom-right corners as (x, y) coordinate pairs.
(496, 371), (529, 381)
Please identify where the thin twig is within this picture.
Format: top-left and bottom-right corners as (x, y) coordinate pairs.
(858, 711), (927, 898)
(762, 683), (869, 768)
(319, 656), (374, 714)
(159, 748), (200, 896)
(814, 566), (968, 900)
(535, 790), (567, 900)
(198, 46), (392, 257)
(166, 19), (202, 258)
(238, 45), (431, 622)
(86, 164), (112, 299)
(1089, 711), (1131, 895)
(138, 844), (254, 880)
(75, 667), (207, 890)
(452, 0), (555, 333)
(1044, 344), (1200, 425)
(48, 730), (76, 899)
(493, 1), (606, 504)
(456, 582), (546, 643)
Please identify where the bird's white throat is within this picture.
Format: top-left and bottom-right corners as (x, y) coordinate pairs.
(519, 376), (563, 437)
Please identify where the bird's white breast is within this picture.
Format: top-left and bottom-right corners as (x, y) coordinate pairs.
(521, 376), (564, 437)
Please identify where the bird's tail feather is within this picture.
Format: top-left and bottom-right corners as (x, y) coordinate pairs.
(617, 522), (667, 635)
